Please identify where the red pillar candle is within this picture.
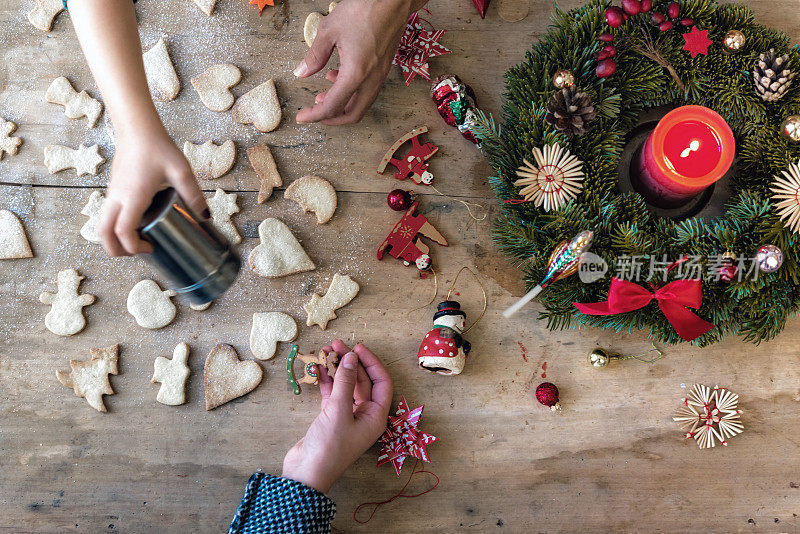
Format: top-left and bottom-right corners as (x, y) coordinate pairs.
(633, 106), (735, 209)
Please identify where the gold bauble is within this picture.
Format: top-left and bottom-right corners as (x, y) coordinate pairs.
(552, 69), (575, 89)
(588, 348), (613, 368)
(722, 30), (745, 52)
(781, 115), (800, 142)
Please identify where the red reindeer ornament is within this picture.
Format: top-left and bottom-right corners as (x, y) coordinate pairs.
(377, 126), (439, 185)
(377, 201), (448, 270)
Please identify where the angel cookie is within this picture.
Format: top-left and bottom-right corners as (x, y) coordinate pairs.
(152, 343), (191, 406)
(39, 269), (96, 336)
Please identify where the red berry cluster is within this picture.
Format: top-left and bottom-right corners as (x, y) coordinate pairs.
(596, 1), (694, 78)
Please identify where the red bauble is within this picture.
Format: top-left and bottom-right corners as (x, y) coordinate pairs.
(605, 6), (624, 27)
(680, 18), (694, 26)
(535, 382), (560, 409)
(651, 12), (666, 24)
(387, 189), (415, 211)
(667, 1), (679, 18)
(621, 0), (640, 16)
(596, 58), (617, 78)
(640, 0), (652, 12)
(598, 32), (614, 42)
(659, 21), (674, 31)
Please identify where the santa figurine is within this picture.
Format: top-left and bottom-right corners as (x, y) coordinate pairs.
(417, 300), (471, 376)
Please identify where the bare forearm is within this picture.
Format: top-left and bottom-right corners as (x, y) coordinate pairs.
(68, 0), (162, 138)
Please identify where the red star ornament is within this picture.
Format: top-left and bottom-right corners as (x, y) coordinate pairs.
(249, 0), (274, 13)
(377, 396), (439, 475)
(683, 26), (712, 58)
(472, 0), (490, 18)
(393, 12), (451, 86)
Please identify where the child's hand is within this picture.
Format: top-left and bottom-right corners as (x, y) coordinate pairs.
(282, 340), (394, 493)
(98, 128), (209, 256)
(293, 0), (422, 125)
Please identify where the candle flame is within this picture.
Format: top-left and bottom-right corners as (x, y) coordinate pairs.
(680, 140), (701, 159)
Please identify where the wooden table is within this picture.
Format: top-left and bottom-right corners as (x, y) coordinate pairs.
(2, 0), (800, 531)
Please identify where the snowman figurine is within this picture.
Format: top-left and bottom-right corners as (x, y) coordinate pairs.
(417, 300), (471, 375)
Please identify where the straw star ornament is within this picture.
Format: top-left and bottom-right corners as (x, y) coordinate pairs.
(673, 384), (743, 449)
(513, 143), (585, 211)
(770, 159), (800, 234)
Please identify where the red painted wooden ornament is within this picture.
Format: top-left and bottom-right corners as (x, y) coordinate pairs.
(387, 189), (415, 211)
(377, 201), (448, 271)
(377, 126), (439, 186)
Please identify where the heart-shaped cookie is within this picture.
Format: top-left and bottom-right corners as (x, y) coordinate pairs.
(204, 344), (263, 410)
(0, 209), (33, 259)
(250, 312), (297, 360)
(191, 64), (241, 112)
(248, 218), (315, 278)
(231, 80), (281, 133)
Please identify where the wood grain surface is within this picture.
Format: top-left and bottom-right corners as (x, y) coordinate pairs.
(2, 0), (800, 532)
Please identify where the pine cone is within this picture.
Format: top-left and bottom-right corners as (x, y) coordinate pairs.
(753, 49), (796, 102)
(545, 86), (597, 135)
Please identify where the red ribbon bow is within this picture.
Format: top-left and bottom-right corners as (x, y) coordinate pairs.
(573, 277), (714, 341)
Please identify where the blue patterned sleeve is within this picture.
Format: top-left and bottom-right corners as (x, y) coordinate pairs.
(228, 472), (337, 534)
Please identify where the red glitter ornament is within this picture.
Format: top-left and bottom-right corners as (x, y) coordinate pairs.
(535, 382), (561, 411)
(387, 189), (415, 211)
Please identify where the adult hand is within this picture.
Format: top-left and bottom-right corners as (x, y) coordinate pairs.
(98, 127), (209, 256)
(282, 341), (394, 494)
(294, 0), (424, 125)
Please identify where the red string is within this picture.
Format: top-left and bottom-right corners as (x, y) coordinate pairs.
(502, 198), (530, 204)
(353, 460), (439, 524)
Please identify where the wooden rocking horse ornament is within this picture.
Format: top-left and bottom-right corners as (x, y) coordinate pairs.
(287, 345), (340, 395)
(377, 126), (439, 185)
